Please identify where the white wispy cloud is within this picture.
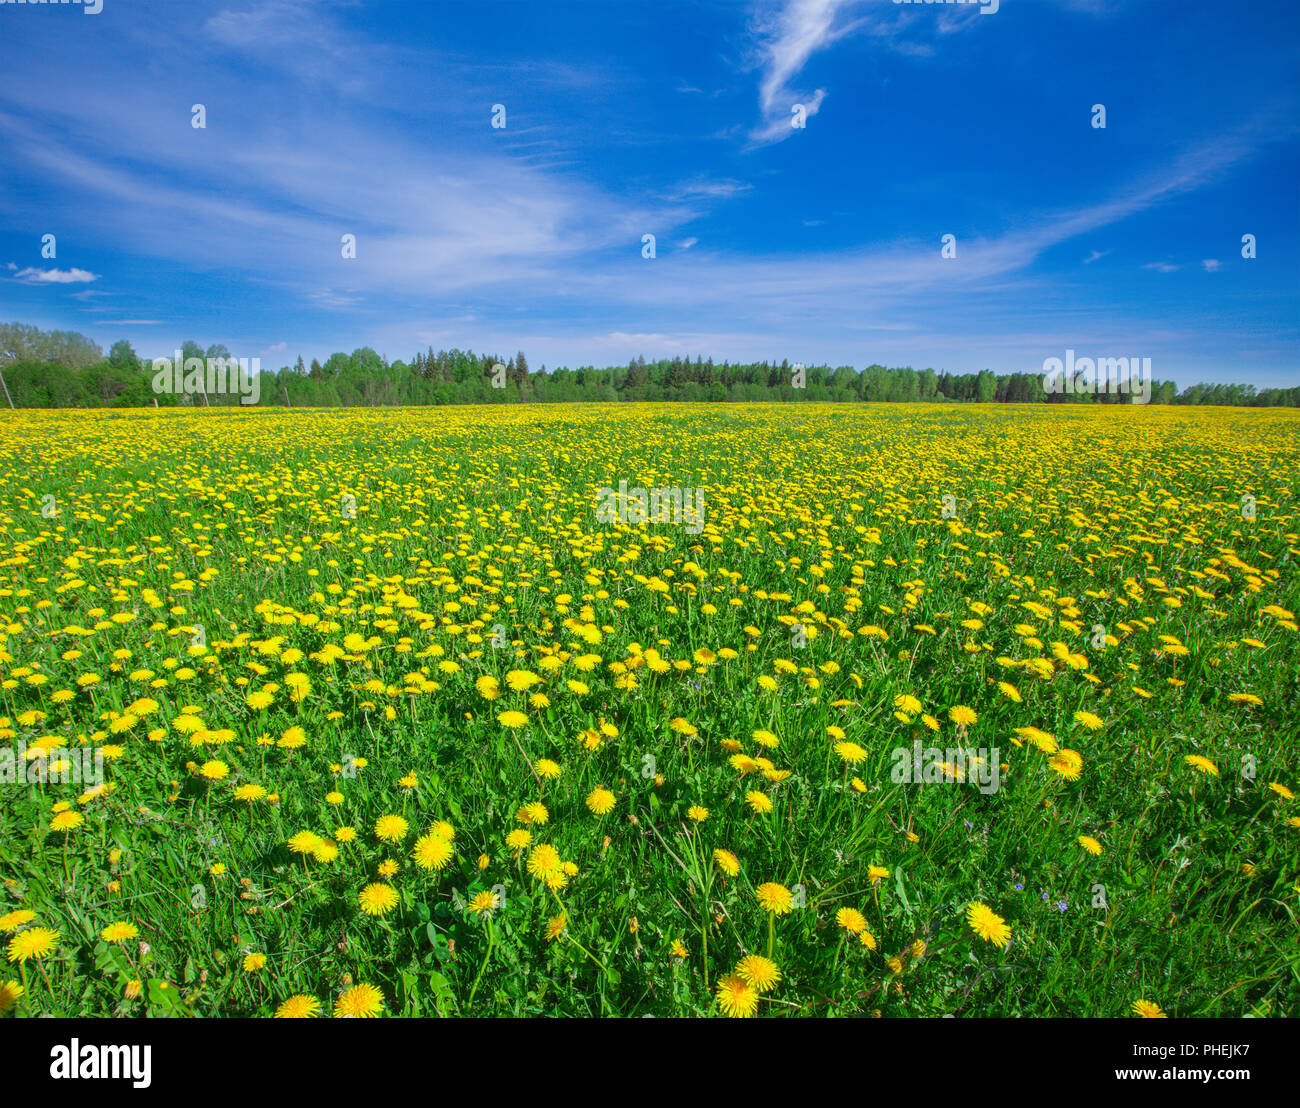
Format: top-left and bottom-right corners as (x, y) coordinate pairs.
(0, 100), (678, 303)
(746, 0), (849, 147)
(742, 0), (1007, 147)
(203, 0), (374, 91)
(664, 178), (753, 202)
(0, 0), (1284, 383)
(11, 266), (99, 284)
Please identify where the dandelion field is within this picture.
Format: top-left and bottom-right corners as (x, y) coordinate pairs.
(2, 402), (1298, 1019)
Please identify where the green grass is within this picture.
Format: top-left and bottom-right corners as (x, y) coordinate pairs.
(0, 401), (1297, 1018)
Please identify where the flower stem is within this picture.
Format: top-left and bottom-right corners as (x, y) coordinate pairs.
(467, 917), (495, 1008)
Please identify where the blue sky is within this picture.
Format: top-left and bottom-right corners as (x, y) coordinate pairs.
(1, 0), (1297, 388)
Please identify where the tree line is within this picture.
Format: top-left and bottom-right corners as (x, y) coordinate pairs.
(1, 323), (1296, 408)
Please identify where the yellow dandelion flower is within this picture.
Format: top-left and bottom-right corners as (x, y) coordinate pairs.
(275, 994), (321, 1018)
(755, 882), (794, 916)
(715, 973), (760, 1017)
(0, 979), (24, 1013)
(526, 843), (563, 880)
(834, 741), (867, 765)
(966, 902), (1012, 946)
(374, 814), (409, 842)
(1131, 999), (1167, 1018)
(468, 890), (500, 914)
(586, 786), (617, 815)
(1049, 749), (1084, 780)
(101, 921), (138, 943)
(836, 907), (867, 934)
(412, 833), (454, 871)
(735, 954), (781, 994)
(7, 927), (59, 963)
(334, 983), (385, 1018)
(357, 883), (399, 917)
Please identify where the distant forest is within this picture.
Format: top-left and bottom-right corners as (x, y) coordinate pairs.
(1, 323), (1296, 408)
